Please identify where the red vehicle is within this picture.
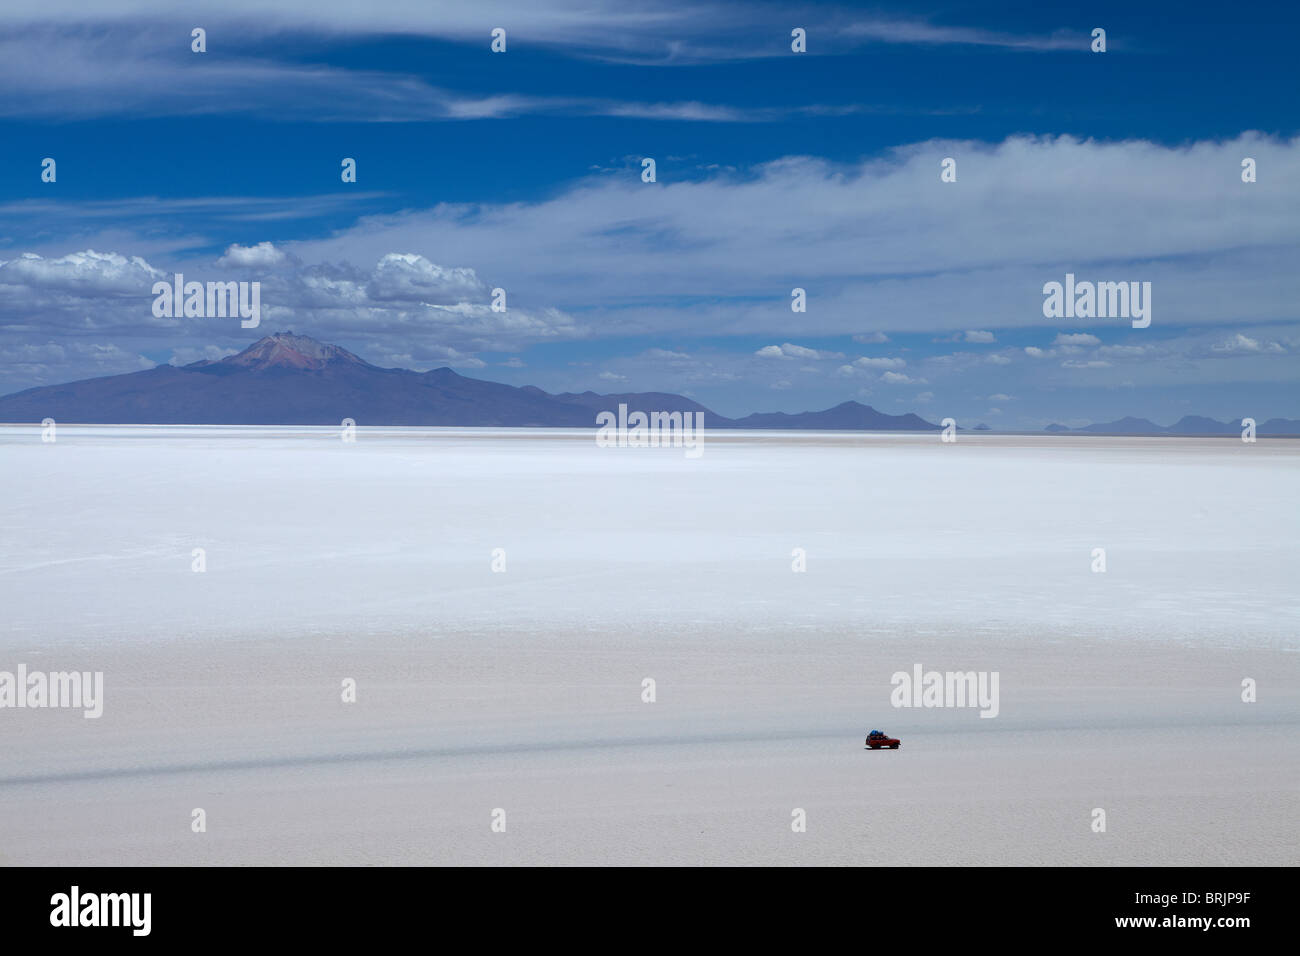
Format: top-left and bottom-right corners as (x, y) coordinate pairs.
(865, 730), (900, 749)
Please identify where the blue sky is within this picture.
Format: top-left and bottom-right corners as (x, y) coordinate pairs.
(1, 0), (1297, 426)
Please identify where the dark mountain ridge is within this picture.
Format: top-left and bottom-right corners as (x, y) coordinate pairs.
(0, 332), (937, 430)
(2, 332), (1294, 433)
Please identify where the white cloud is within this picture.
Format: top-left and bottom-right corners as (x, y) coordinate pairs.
(1212, 333), (1285, 354)
(963, 330), (995, 343)
(376, 343), (486, 370)
(216, 242), (287, 269)
(880, 371), (925, 385)
(0, 20), (907, 123)
(366, 253), (485, 303)
(853, 356), (906, 369)
(1054, 332), (1101, 346)
(841, 19), (1083, 52)
(644, 348), (690, 360)
(4, 130), (1300, 411)
(0, 339), (153, 387)
(0, 5), (1092, 85)
(169, 345), (239, 366)
(755, 343), (843, 360)
(0, 246), (581, 388)
(0, 249), (161, 293)
(284, 133), (1300, 340)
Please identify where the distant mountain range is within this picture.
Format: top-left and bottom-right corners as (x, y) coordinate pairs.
(0, 332), (935, 430)
(0, 332), (1295, 434)
(1045, 415), (1300, 436)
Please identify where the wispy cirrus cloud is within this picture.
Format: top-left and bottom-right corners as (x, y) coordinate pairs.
(839, 19), (1088, 52)
(0, 27), (845, 122)
(0, 2), (1092, 60)
(0, 1), (1102, 120)
(0, 28), (897, 122)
